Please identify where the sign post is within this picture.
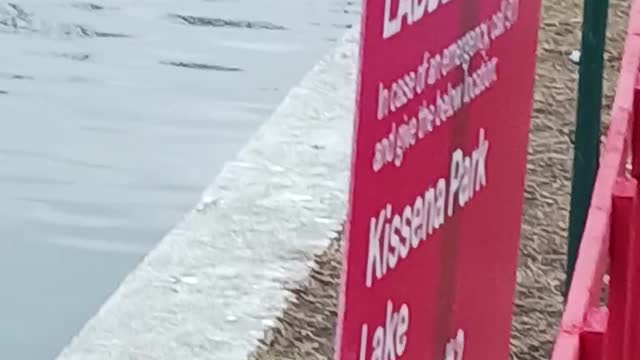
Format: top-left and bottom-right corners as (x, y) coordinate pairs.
(566, 0), (609, 292)
(335, 0), (542, 359)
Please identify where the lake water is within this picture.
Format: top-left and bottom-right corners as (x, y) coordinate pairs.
(0, 0), (359, 358)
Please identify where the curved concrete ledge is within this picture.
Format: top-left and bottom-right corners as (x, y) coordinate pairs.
(55, 28), (359, 360)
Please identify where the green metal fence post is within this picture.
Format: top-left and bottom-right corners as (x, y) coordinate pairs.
(566, 0), (610, 294)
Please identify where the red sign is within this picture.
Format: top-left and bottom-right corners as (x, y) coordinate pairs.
(335, 0), (541, 359)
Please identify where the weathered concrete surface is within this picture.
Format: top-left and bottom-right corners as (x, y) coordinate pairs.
(55, 28), (358, 360)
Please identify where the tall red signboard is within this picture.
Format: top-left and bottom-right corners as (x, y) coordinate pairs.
(335, 0), (542, 359)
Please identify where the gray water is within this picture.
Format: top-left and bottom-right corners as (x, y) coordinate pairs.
(0, 1), (359, 358)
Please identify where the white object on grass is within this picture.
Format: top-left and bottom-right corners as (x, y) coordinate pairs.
(569, 50), (581, 65)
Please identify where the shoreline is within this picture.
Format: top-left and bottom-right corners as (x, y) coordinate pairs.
(55, 0), (632, 356)
(55, 28), (358, 360)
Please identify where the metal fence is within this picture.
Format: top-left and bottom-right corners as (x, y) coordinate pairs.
(553, 0), (640, 358)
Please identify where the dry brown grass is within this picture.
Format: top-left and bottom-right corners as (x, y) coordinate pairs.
(250, 0), (631, 358)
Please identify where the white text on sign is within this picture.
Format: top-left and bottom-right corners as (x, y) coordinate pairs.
(359, 300), (410, 360)
(444, 330), (465, 360)
(383, 0), (459, 39)
(366, 128), (489, 288)
(373, 0), (519, 173)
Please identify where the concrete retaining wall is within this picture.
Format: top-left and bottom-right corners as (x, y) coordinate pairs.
(55, 27), (359, 360)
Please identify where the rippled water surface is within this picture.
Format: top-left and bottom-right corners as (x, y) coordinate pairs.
(0, 0), (359, 358)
